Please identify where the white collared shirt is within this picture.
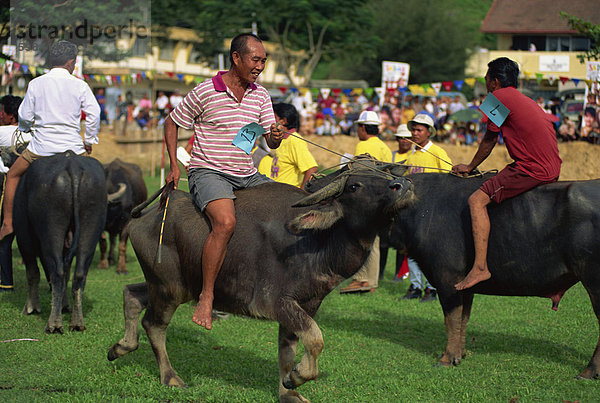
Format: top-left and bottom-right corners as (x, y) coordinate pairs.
(18, 67), (100, 156)
(0, 125), (32, 172)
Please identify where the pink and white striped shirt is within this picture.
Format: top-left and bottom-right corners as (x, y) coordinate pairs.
(170, 71), (275, 176)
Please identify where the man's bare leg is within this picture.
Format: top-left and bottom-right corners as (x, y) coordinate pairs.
(192, 199), (235, 330)
(455, 190), (492, 290)
(0, 156), (30, 240)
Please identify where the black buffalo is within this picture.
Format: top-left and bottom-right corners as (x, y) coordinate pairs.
(16, 151), (107, 333)
(99, 159), (147, 273)
(308, 168), (600, 380)
(108, 165), (413, 402)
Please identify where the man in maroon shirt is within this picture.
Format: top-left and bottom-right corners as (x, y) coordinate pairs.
(453, 57), (561, 290)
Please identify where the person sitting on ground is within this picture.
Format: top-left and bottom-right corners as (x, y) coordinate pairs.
(164, 33), (283, 330)
(0, 40), (100, 240)
(401, 113), (452, 302)
(453, 57), (561, 291)
(340, 111), (392, 294)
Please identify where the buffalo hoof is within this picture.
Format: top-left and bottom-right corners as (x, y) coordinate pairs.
(22, 303), (41, 315)
(69, 323), (86, 332)
(280, 389), (310, 402)
(282, 366), (307, 390)
(45, 324), (64, 334)
(107, 341), (139, 361)
(576, 367), (599, 380)
(161, 370), (187, 388)
(436, 352), (462, 367)
(98, 259), (109, 270)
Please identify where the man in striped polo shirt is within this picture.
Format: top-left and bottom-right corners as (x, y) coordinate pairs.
(164, 33), (283, 330)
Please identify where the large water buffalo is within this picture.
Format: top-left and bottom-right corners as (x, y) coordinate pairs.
(307, 168), (600, 380)
(108, 164), (413, 402)
(16, 151), (108, 333)
(99, 158), (147, 273)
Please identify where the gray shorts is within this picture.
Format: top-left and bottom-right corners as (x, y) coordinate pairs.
(188, 168), (272, 211)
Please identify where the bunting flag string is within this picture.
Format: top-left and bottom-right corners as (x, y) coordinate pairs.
(3, 59), (593, 99)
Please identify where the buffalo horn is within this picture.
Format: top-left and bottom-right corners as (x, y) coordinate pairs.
(107, 183), (127, 202)
(292, 176), (348, 207)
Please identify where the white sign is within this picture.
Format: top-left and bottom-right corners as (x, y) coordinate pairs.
(381, 61), (410, 89)
(586, 61), (600, 82)
(539, 55), (569, 72)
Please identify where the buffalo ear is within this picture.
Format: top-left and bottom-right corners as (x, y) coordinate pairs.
(287, 205), (343, 234)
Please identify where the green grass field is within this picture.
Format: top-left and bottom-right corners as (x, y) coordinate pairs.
(0, 176), (599, 402)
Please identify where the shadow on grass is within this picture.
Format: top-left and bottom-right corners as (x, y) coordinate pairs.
(319, 308), (589, 372)
(108, 321), (279, 395)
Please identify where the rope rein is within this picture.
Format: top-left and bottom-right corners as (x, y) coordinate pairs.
(271, 125), (495, 179)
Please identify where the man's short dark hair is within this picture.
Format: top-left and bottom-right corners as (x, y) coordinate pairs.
(230, 33), (262, 65)
(487, 57), (519, 88)
(273, 103), (300, 131)
(0, 95), (22, 120)
(47, 40), (78, 67)
(363, 124), (379, 135)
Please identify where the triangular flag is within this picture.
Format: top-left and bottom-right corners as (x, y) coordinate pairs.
(289, 87), (298, 93)
(331, 88), (341, 96)
(176, 74), (184, 82)
(131, 73), (137, 83)
(89, 74), (95, 81)
(21, 64), (28, 74)
(105, 75), (112, 84)
(572, 78), (580, 86)
(115, 76), (121, 83)
(353, 88), (363, 95)
(342, 88), (353, 96)
(310, 87), (320, 96)
(476, 77), (486, 84)
(442, 81), (453, 91)
(166, 72), (174, 78)
(454, 80), (464, 90)
(184, 75), (195, 85)
(535, 73), (543, 84)
(146, 70), (154, 80)
(464, 78), (476, 88)
(431, 82), (442, 94)
(278, 86), (288, 95)
(299, 87), (309, 95)
(364, 88), (374, 98)
(320, 88), (331, 99)
(547, 75), (556, 85)
(559, 76), (569, 84)
(194, 76), (203, 84)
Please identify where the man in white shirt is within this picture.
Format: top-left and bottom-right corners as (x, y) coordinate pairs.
(169, 89), (183, 110)
(0, 40), (100, 239)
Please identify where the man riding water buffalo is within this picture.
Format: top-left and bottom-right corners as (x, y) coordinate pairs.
(0, 40), (100, 240)
(163, 33), (284, 330)
(453, 57), (561, 290)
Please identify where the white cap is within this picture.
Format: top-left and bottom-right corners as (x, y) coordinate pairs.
(395, 124), (412, 138)
(355, 110), (381, 126)
(408, 113), (436, 136)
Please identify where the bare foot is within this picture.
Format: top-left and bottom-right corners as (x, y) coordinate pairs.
(192, 294), (213, 330)
(0, 222), (14, 241)
(455, 264), (491, 290)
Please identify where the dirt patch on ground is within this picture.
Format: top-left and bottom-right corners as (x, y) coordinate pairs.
(93, 126), (600, 181)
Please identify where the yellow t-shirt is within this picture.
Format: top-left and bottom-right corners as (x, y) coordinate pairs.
(392, 150), (411, 163)
(405, 141), (452, 173)
(265, 133), (318, 188)
(257, 154), (273, 176)
(354, 136), (392, 163)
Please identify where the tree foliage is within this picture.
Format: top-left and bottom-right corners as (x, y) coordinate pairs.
(152, 0), (378, 86)
(561, 12), (600, 62)
(4, 0), (149, 63)
(329, 0), (494, 86)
